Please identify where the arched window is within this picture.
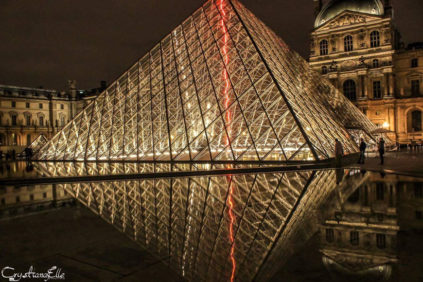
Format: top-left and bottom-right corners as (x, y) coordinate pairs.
(343, 80), (357, 101)
(321, 66), (328, 74)
(370, 31), (380, 48)
(344, 35), (353, 52)
(320, 40), (328, 55)
(373, 59), (379, 68)
(39, 116), (44, 127)
(408, 110), (422, 132)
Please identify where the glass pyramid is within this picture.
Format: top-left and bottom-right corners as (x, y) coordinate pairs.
(34, 0), (380, 162)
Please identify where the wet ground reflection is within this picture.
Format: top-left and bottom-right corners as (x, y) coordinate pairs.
(1, 163), (422, 281)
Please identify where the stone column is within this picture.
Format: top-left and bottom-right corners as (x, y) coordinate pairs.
(363, 75), (368, 98)
(389, 73), (394, 96)
(384, 73), (389, 97)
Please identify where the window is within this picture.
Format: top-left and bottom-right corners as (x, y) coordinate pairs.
(326, 229), (334, 243)
(411, 58), (418, 68)
(11, 115), (17, 126)
(39, 116), (44, 127)
(30, 194), (34, 201)
(373, 81), (382, 99)
(415, 183), (423, 198)
(350, 231), (359, 245)
(60, 104), (64, 110)
(410, 110), (422, 132)
(343, 80), (357, 101)
(370, 31), (380, 48)
(376, 234), (386, 249)
(373, 59), (379, 68)
(344, 35), (353, 52)
(26, 134), (31, 146)
(26, 102), (30, 108)
(26, 115), (31, 126)
(11, 101), (16, 108)
(411, 80), (420, 96)
(1, 198), (4, 205)
(16, 196), (20, 203)
(376, 183), (385, 200)
(320, 40), (328, 55)
(416, 211), (422, 220)
(39, 103), (43, 109)
(43, 192), (47, 198)
(61, 116), (66, 126)
(321, 66), (328, 74)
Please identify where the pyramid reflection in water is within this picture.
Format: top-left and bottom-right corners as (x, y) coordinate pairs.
(34, 0), (380, 162)
(37, 161), (343, 281)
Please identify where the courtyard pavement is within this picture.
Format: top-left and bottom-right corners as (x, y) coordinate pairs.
(348, 149), (423, 177)
(0, 205), (182, 282)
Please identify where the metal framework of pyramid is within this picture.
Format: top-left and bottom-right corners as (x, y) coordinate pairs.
(34, 0), (380, 162)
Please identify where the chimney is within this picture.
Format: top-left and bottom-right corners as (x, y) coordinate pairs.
(314, 0), (323, 17)
(100, 80), (107, 90)
(67, 80), (77, 99)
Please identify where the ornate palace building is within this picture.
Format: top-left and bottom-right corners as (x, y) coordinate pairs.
(0, 81), (105, 152)
(310, 0), (423, 144)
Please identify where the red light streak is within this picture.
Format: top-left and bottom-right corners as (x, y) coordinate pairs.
(218, 1), (236, 281)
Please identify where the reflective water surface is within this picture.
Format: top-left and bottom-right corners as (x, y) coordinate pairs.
(1, 162), (422, 281)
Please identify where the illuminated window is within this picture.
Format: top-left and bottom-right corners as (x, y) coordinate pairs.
(370, 31), (380, 48)
(409, 110), (422, 132)
(320, 40), (328, 55)
(373, 81), (382, 99)
(411, 58), (418, 68)
(411, 80), (420, 96)
(373, 59), (379, 68)
(376, 234), (386, 249)
(344, 35), (353, 52)
(343, 80), (357, 101)
(350, 231), (359, 245)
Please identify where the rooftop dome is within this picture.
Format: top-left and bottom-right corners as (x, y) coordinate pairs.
(315, 0), (384, 28)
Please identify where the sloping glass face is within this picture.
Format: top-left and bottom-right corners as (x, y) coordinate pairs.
(28, 134), (47, 153)
(33, 0), (380, 162)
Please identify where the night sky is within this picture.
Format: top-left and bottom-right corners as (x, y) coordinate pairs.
(0, 0), (422, 90)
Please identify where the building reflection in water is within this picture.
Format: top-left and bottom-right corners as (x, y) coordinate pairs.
(319, 170), (423, 281)
(1, 162), (422, 281)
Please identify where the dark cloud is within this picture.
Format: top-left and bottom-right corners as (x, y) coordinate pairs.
(0, 0), (421, 90)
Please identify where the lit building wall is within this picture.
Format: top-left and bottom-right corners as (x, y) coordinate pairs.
(310, 0), (423, 144)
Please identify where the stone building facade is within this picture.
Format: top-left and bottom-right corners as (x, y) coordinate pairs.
(0, 81), (104, 152)
(310, 0), (423, 144)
